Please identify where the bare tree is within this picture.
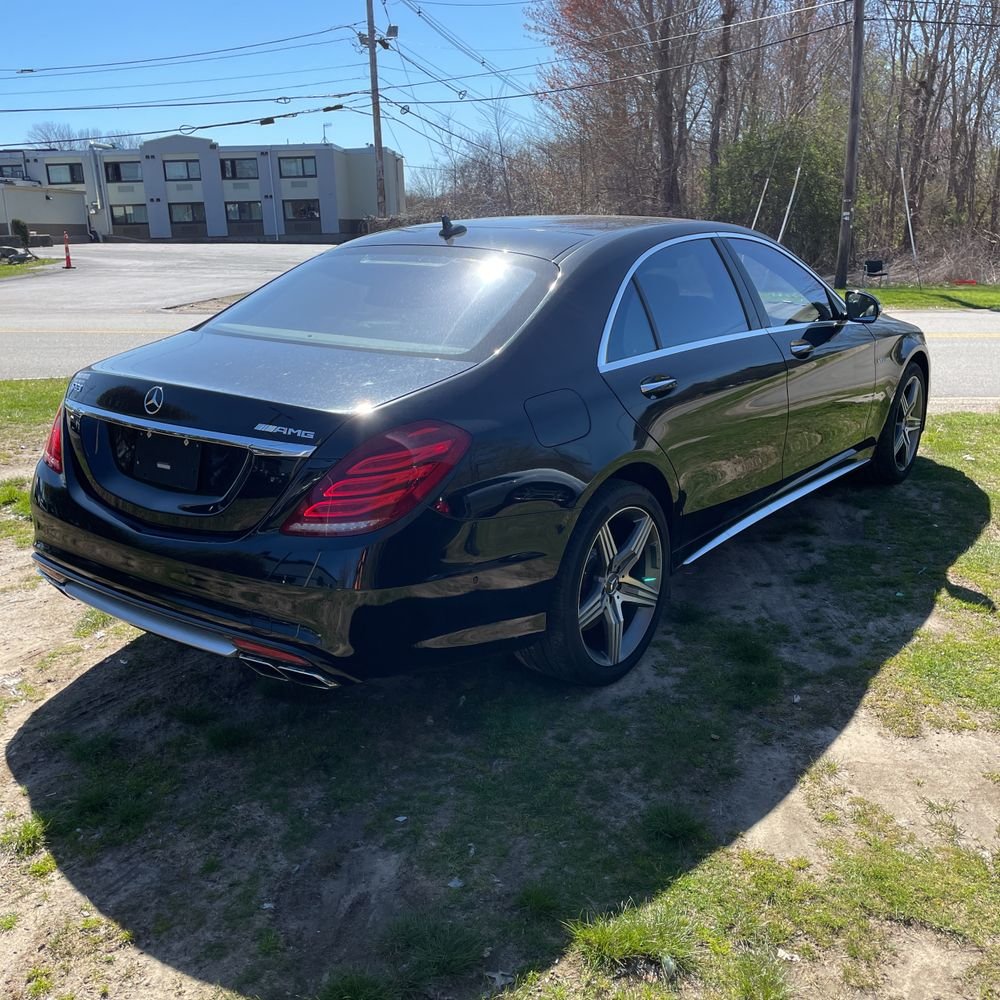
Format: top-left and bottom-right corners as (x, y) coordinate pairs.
(24, 121), (147, 149)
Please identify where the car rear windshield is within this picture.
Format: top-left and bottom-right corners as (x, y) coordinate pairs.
(200, 245), (558, 359)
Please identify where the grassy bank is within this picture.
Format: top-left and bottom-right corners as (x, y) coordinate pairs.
(0, 258), (59, 281)
(842, 284), (1000, 310)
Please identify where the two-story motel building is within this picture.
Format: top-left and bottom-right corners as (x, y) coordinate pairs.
(0, 134), (405, 242)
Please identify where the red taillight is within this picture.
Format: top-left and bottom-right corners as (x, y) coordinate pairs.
(281, 420), (471, 536)
(42, 405), (64, 474)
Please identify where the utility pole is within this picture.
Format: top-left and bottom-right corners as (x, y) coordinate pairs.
(365, 0), (387, 218)
(834, 0), (864, 289)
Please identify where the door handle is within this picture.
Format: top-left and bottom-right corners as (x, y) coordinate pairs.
(789, 340), (815, 358)
(639, 376), (677, 399)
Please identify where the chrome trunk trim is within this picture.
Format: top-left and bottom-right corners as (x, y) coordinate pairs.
(64, 399), (316, 458)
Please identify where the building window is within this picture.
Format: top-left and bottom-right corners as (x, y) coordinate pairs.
(225, 201), (263, 222)
(279, 156), (316, 178)
(283, 199), (320, 221)
(110, 204), (149, 225)
(164, 160), (201, 181)
(0, 164), (24, 179)
(168, 202), (206, 224)
(46, 163), (85, 184)
(221, 158), (258, 180)
(105, 162), (142, 183)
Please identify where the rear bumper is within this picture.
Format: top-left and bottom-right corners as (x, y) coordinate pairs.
(34, 554), (354, 686)
(31, 459), (571, 679)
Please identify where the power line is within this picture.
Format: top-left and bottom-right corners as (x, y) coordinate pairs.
(380, 0), (443, 156)
(377, 21), (851, 106)
(0, 37), (358, 82)
(868, 15), (1000, 24)
(383, 97), (495, 151)
(0, 92), (357, 114)
(0, 62), (371, 98)
(0, 15), (851, 120)
(0, 24), (363, 75)
(390, 41), (537, 127)
(397, 0), (529, 93)
(0, 102), (348, 148)
(399, 0), (532, 5)
(0, 74), (382, 115)
(357, 0), (847, 107)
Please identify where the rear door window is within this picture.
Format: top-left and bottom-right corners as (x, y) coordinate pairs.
(730, 240), (835, 326)
(605, 281), (658, 363)
(635, 239), (749, 347)
(201, 246), (557, 359)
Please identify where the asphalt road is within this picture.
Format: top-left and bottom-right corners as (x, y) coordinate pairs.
(0, 243), (324, 380)
(0, 244), (998, 405)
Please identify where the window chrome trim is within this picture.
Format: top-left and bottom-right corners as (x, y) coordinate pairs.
(597, 233), (765, 372)
(600, 328), (774, 372)
(63, 399), (316, 458)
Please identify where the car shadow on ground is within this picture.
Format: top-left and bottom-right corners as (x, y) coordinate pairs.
(5, 457), (992, 999)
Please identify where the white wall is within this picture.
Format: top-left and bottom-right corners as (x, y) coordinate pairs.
(0, 186), (87, 235)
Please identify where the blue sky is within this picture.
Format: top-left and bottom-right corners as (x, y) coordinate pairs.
(0, 1), (553, 168)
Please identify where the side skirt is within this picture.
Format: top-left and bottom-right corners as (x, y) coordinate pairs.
(681, 451), (869, 566)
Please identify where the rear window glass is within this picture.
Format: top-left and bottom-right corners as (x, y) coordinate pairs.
(201, 246), (557, 358)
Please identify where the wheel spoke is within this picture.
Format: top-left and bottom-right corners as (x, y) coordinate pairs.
(619, 575), (659, 608)
(894, 425), (907, 457)
(578, 586), (605, 631)
(900, 388), (913, 418)
(614, 513), (653, 575)
(596, 523), (616, 571)
(603, 597), (624, 664)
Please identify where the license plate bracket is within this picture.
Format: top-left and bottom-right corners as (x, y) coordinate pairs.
(132, 433), (202, 491)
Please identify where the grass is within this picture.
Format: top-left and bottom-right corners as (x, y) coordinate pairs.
(317, 972), (396, 1000)
(382, 915), (483, 988)
(0, 477), (33, 546)
(0, 376), (66, 463)
(25, 967), (55, 998)
(840, 283), (1000, 310)
(41, 732), (179, 850)
(73, 609), (115, 639)
(0, 257), (59, 280)
(28, 852), (57, 878)
(568, 902), (696, 978)
(1, 813), (46, 856)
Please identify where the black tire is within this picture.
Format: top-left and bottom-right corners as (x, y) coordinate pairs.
(868, 360), (927, 484)
(517, 480), (670, 685)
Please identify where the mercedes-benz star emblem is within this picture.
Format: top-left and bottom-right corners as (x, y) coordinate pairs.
(144, 386), (164, 415)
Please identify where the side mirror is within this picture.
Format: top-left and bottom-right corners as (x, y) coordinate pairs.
(845, 289), (881, 323)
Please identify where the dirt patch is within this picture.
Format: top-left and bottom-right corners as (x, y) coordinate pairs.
(882, 926), (980, 1000)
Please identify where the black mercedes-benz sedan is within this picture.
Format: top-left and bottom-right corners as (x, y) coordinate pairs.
(31, 216), (929, 687)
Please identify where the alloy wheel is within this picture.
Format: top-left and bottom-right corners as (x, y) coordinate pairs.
(577, 506), (664, 667)
(892, 374), (924, 471)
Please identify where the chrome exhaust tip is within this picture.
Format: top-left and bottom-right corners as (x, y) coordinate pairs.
(238, 655), (339, 690)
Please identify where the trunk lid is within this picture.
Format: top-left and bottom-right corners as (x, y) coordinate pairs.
(65, 331), (475, 535)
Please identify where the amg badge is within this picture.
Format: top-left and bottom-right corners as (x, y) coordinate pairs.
(254, 422), (316, 440)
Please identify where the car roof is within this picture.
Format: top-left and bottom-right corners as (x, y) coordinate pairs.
(351, 215), (763, 262)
